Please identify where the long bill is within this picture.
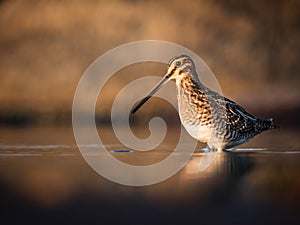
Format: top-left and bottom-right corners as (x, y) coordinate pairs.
(130, 74), (170, 114)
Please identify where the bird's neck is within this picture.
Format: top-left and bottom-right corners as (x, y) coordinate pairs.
(176, 74), (208, 108)
(176, 74), (205, 94)
(175, 73), (211, 127)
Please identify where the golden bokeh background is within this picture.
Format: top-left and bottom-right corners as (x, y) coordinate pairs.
(0, 0), (299, 127)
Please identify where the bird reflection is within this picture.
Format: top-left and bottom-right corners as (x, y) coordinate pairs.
(184, 151), (253, 179)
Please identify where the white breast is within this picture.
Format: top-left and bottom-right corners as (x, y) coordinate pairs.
(181, 123), (212, 143)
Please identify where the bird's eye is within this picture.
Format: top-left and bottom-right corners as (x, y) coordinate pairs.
(175, 61), (181, 67)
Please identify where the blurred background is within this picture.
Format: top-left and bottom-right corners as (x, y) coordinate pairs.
(0, 0), (299, 128)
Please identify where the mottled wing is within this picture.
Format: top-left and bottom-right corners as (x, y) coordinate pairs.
(204, 88), (258, 136)
(224, 98), (258, 134)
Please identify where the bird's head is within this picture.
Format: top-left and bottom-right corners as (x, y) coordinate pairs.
(130, 55), (198, 114)
(165, 55), (197, 81)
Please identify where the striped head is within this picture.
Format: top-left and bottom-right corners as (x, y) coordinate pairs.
(166, 55), (198, 82)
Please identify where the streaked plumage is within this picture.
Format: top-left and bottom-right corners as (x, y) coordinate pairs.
(131, 55), (277, 151)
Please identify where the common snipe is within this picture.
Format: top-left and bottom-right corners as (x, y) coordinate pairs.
(131, 55), (277, 151)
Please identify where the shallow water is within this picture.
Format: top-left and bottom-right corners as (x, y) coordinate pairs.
(1, 126), (300, 225)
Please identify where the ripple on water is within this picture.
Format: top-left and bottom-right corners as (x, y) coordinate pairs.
(0, 145), (299, 157)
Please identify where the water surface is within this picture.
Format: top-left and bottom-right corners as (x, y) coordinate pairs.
(1, 126), (299, 225)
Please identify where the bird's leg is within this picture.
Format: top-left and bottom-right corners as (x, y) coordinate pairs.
(207, 143), (220, 152)
(199, 146), (218, 171)
(203, 145), (211, 152)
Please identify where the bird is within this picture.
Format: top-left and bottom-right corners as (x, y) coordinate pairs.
(130, 55), (277, 152)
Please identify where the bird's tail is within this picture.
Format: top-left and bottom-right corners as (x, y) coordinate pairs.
(261, 118), (279, 131)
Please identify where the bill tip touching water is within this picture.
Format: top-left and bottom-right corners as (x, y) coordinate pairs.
(130, 55), (278, 152)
